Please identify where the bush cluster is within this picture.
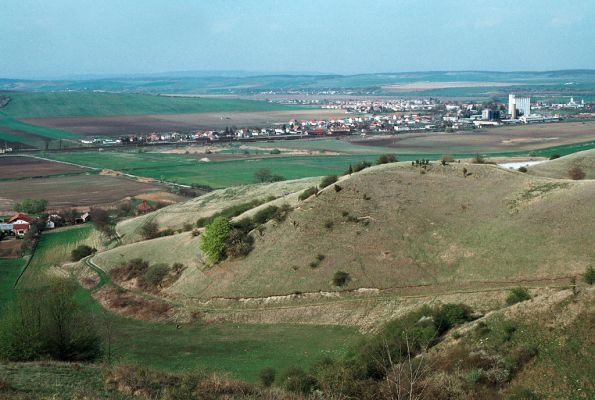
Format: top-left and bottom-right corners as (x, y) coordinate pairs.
(13, 198), (48, 214)
(319, 174), (338, 188)
(196, 198), (273, 228)
(506, 287), (531, 305)
(353, 160), (372, 172)
(377, 154), (397, 165)
(70, 245), (97, 261)
(298, 186), (318, 201)
(0, 279), (101, 362)
(568, 166), (586, 180)
(109, 258), (171, 289)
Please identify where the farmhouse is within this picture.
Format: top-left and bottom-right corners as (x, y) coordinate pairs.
(0, 213), (34, 238)
(137, 201), (153, 213)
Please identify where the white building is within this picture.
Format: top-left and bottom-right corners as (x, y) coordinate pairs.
(508, 94), (531, 118)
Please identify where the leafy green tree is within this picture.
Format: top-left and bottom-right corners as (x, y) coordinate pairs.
(13, 198), (48, 214)
(199, 217), (231, 264)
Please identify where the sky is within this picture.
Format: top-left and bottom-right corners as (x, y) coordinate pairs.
(1, 0), (594, 79)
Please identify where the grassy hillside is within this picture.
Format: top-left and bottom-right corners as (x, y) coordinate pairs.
(95, 161), (594, 301)
(1, 92), (294, 118)
(528, 148), (595, 179)
(19, 225), (102, 287)
(117, 177), (320, 243)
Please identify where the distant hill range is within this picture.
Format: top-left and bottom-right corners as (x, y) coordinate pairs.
(2, 70), (595, 98)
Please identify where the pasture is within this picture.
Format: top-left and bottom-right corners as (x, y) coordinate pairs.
(0, 258), (24, 314)
(18, 224), (101, 287)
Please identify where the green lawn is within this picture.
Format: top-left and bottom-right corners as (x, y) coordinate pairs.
(1, 92), (295, 118)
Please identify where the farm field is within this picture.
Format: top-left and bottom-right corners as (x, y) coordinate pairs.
(0, 173), (166, 212)
(0, 155), (84, 179)
(23, 109), (346, 137)
(44, 151), (382, 188)
(350, 121), (595, 154)
(0, 92), (297, 118)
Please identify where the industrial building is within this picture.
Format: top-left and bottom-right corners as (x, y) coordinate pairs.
(508, 94), (531, 118)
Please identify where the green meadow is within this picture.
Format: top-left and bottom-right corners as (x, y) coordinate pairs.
(8, 225), (359, 382)
(44, 139), (595, 188)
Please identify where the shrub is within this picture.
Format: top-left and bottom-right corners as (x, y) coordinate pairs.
(270, 148), (281, 154)
(144, 263), (170, 287)
(568, 166), (586, 180)
(506, 287), (531, 305)
(259, 367), (276, 387)
(472, 153), (485, 164)
(583, 266), (595, 285)
(110, 258), (149, 282)
(320, 174), (338, 188)
(377, 154), (397, 165)
(253, 204), (291, 226)
(298, 186), (318, 201)
(191, 228), (201, 237)
(501, 321), (518, 342)
(278, 367), (318, 394)
(465, 368), (482, 385)
(518, 166), (528, 173)
(70, 245), (96, 261)
(140, 221), (160, 240)
(0, 278), (101, 362)
(334, 184), (343, 192)
(324, 220), (334, 230)
(353, 160), (372, 172)
(433, 303), (473, 334)
(333, 271), (351, 287)
(345, 164), (353, 175)
(196, 198), (270, 228)
(225, 228), (254, 259)
(199, 217), (231, 264)
(549, 154), (560, 160)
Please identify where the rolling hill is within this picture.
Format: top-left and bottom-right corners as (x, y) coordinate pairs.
(528, 148), (595, 179)
(95, 159), (595, 305)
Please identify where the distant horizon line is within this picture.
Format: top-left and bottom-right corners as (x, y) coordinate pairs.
(2, 68), (595, 82)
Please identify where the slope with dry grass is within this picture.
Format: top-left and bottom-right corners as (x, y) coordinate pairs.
(94, 161), (594, 308)
(527, 148), (595, 179)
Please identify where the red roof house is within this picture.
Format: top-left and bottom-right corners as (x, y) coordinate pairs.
(8, 213), (34, 223)
(137, 201), (152, 213)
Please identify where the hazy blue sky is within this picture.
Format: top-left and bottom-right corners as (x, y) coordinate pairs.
(1, 0), (594, 78)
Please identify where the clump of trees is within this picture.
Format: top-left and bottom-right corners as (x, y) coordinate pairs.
(199, 205), (292, 263)
(89, 208), (115, 239)
(377, 154), (397, 165)
(319, 174), (338, 189)
(352, 160), (372, 173)
(298, 186), (318, 201)
(109, 258), (176, 290)
(568, 166), (586, 180)
(254, 168), (285, 183)
(199, 217), (231, 264)
(71, 245), (97, 261)
(13, 198), (47, 214)
(0, 278), (102, 362)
